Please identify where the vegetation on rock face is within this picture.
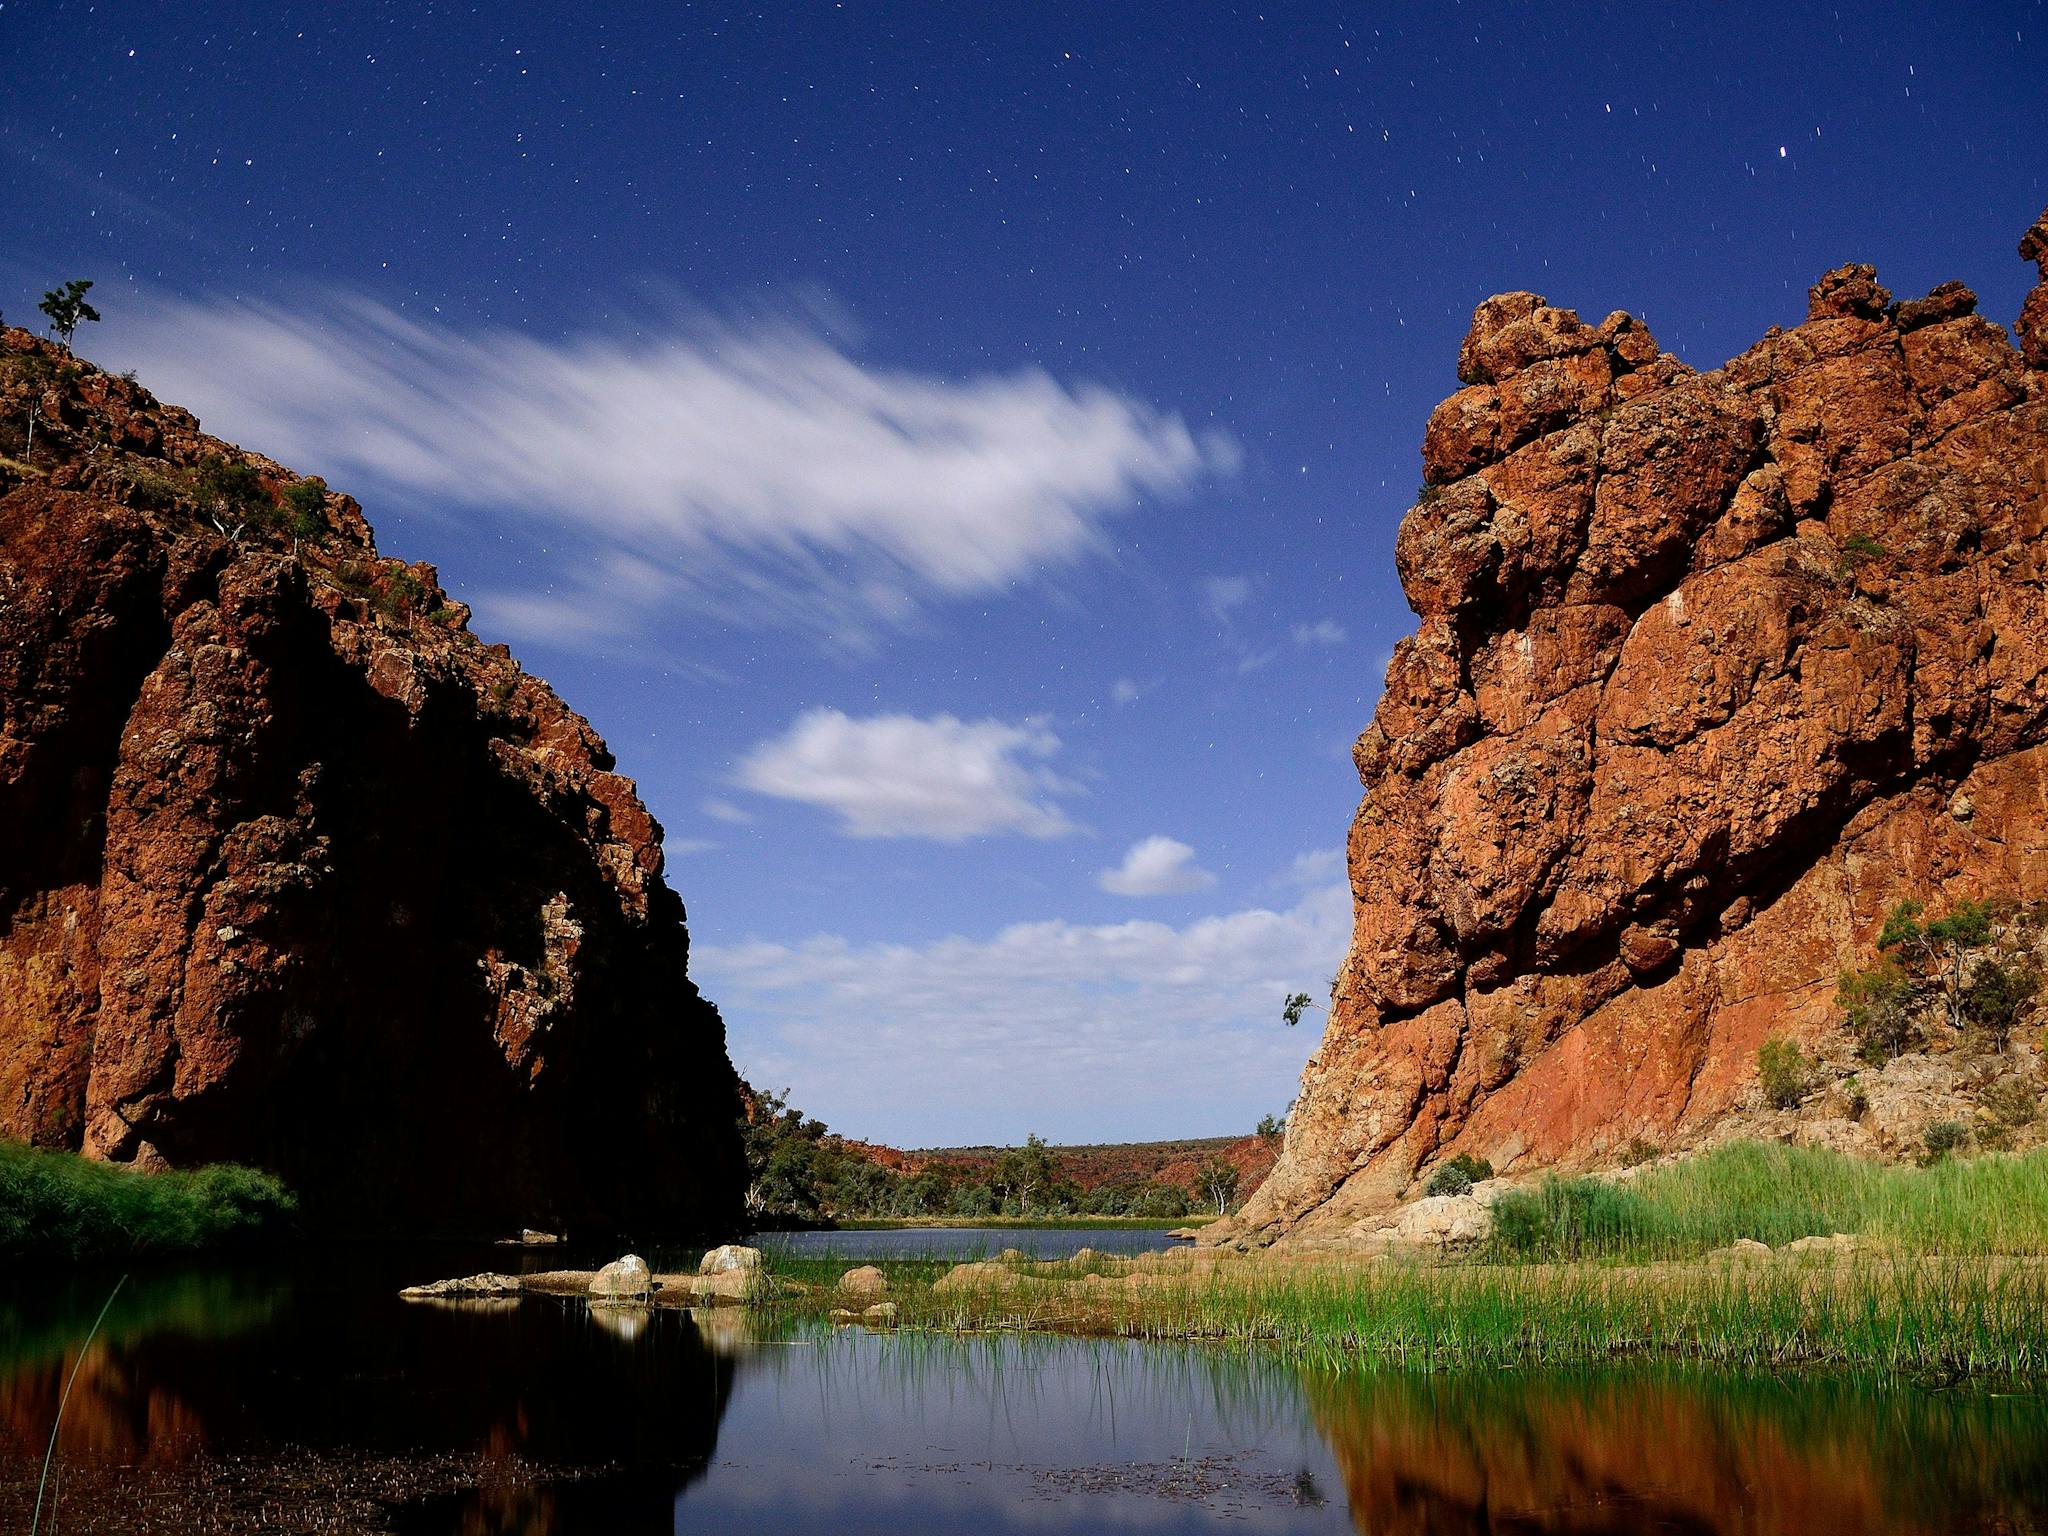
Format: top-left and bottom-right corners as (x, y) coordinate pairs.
(1838, 900), (2044, 1062)
(1757, 1037), (1815, 1110)
(0, 1141), (295, 1261)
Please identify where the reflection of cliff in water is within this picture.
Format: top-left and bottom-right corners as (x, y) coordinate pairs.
(0, 1257), (738, 1529)
(1304, 1367), (2048, 1536)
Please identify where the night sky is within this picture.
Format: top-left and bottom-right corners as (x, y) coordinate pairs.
(4, 2), (2042, 1145)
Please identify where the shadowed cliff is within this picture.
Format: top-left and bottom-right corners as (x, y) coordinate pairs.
(0, 325), (743, 1235)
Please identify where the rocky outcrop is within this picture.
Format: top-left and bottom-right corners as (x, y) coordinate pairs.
(0, 327), (742, 1233)
(1224, 207), (2048, 1244)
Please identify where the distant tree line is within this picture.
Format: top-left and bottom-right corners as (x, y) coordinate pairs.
(739, 1088), (1244, 1224)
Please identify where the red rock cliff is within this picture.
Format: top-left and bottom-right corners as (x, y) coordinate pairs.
(1227, 207), (2048, 1243)
(0, 326), (742, 1233)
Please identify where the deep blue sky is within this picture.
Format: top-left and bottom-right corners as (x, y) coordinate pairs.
(4, 1), (2042, 1145)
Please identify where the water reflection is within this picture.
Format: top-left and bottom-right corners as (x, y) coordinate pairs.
(1305, 1368), (2048, 1535)
(0, 1252), (735, 1529)
(4, 1255), (2046, 1533)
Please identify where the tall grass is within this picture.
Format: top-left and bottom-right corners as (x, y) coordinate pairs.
(756, 1140), (2048, 1378)
(0, 1141), (295, 1262)
(765, 1249), (2048, 1379)
(1488, 1142), (2048, 1260)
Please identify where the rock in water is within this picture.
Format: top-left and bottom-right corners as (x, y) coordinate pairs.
(837, 1265), (887, 1298)
(698, 1244), (762, 1275)
(0, 325), (744, 1234)
(590, 1254), (653, 1298)
(399, 1272), (524, 1299)
(1222, 205), (2048, 1245)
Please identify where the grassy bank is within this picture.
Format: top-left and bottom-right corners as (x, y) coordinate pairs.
(0, 1141), (295, 1262)
(1488, 1141), (2048, 1259)
(755, 1142), (2048, 1379)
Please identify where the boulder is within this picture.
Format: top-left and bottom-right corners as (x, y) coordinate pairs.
(699, 1244), (762, 1276)
(692, 1268), (756, 1302)
(1369, 1192), (1492, 1247)
(589, 1254), (653, 1299)
(931, 1261), (1024, 1295)
(1707, 1239), (1775, 1263)
(863, 1302), (899, 1324)
(837, 1265), (888, 1298)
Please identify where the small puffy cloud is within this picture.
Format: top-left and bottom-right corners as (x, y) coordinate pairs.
(699, 880), (1350, 1146)
(104, 292), (1234, 646)
(1204, 574), (1252, 624)
(735, 708), (1077, 840)
(1098, 836), (1218, 897)
(1292, 618), (1348, 646)
(1110, 678), (1145, 706)
(701, 797), (754, 824)
(1280, 847), (1346, 887)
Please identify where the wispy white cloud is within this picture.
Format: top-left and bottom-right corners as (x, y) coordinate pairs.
(734, 708), (1079, 841)
(1292, 618), (1348, 646)
(1110, 678), (1145, 706)
(1204, 574), (1253, 625)
(701, 880), (1349, 1145)
(701, 797), (754, 825)
(1098, 835), (1218, 897)
(107, 292), (1234, 646)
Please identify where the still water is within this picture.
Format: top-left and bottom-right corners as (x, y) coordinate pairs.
(4, 1240), (2046, 1533)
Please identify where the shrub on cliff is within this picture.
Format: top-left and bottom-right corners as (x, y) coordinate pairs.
(195, 453), (273, 538)
(281, 476), (329, 539)
(0, 1141), (295, 1262)
(1423, 1152), (1495, 1197)
(1757, 1038), (1814, 1110)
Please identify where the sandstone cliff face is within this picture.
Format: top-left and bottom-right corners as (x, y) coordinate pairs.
(1229, 208), (2048, 1243)
(0, 327), (742, 1232)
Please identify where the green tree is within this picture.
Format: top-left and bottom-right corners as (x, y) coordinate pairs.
(1879, 899), (1993, 1035)
(1844, 899), (2044, 1055)
(1836, 958), (1915, 1063)
(1195, 1156), (1239, 1214)
(739, 1086), (829, 1220)
(993, 1132), (1056, 1214)
(1255, 1112), (1286, 1142)
(38, 279), (100, 345)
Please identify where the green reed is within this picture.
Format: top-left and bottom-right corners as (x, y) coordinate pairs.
(1488, 1142), (2048, 1260)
